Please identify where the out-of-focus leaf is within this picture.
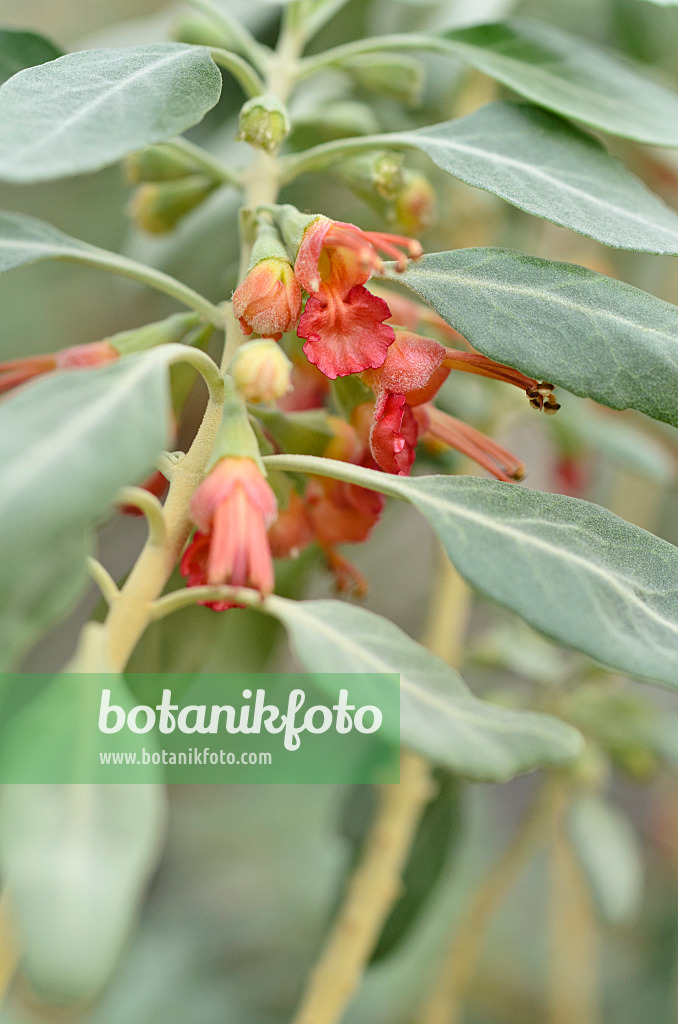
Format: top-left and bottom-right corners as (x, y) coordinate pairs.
(389, 102), (678, 254)
(395, 249), (678, 429)
(371, 772), (461, 962)
(266, 458), (678, 689)
(0, 44), (222, 182)
(0, 351), (171, 668)
(265, 596), (583, 780)
(567, 793), (643, 926)
(0, 30), (62, 85)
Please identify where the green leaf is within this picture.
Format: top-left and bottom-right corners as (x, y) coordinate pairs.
(0, 776), (166, 1001)
(397, 102), (678, 255)
(566, 794), (643, 926)
(0, 44), (222, 183)
(395, 249), (678, 429)
(265, 458), (678, 689)
(438, 18), (678, 146)
(265, 596), (583, 781)
(0, 351), (172, 668)
(0, 29), (62, 85)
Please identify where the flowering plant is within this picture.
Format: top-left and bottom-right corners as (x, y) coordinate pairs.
(1, 0), (678, 1021)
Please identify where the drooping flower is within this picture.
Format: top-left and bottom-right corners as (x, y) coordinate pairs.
(232, 257), (302, 340)
(180, 457), (277, 609)
(0, 340), (118, 395)
(294, 217), (422, 379)
(360, 329), (558, 479)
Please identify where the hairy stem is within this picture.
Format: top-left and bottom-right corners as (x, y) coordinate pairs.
(291, 751), (435, 1024)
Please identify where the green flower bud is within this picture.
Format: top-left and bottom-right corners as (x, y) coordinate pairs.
(236, 93), (290, 154)
(128, 175), (218, 234)
(124, 144), (211, 184)
(231, 340), (293, 403)
(344, 54), (424, 106)
(334, 150), (405, 203)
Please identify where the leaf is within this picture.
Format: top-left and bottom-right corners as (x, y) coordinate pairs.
(395, 249), (678, 429)
(0, 210), (113, 274)
(566, 794), (643, 926)
(265, 458), (678, 689)
(0, 779), (166, 1001)
(0, 30), (62, 86)
(0, 352), (172, 668)
(265, 596), (583, 781)
(437, 18), (678, 146)
(392, 102), (678, 255)
(0, 44), (222, 182)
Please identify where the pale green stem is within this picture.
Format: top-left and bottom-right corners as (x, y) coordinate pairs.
(163, 344), (226, 403)
(169, 137), (243, 188)
(280, 131), (414, 182)
(87, 557), (120, 606)
(264, 452), (406, 500)
(210, 46), (267, 97)
(298, 33), (446, 79)
(151, 583), (262, 619)
(116, 486), (167, 548)
(60, 247), (224, 326)
(185, 0), (272, 72)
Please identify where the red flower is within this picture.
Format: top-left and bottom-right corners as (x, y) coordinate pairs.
(0, 340), (118, 395)
(232, 257), (302, 340)
(294, 218), (422, 379)
(181, 457), (277, 609)
(369, 392), (419, 476)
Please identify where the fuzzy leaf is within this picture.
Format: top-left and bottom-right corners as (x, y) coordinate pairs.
(0, 352), (172, 667)
(393, 102), (678, 254)
(265, 459), (678, 689)
(0, 44), (222, 182)
(395, 249), (678, 429)
(0, 29), (62, 85)
(265, 596), (583, 780)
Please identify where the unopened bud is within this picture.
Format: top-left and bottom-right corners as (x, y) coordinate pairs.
(232, 257), (302, 339)
(344, 54), (424, 106)
(236, 93), (290, 154)
(392, 171), (436, 235)
(124, 144), (212, 184)
(336, 151), (405, 202)
(230, 340), (293, 404)
(128, 175), (218, 234)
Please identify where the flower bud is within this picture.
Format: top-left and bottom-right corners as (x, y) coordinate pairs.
(393, 171), (436, 235)
(230, 340), (292, 404)
(232, 257), (302, 339)
(335, 151), (405, 203)
(124, 144), (210, 184)
(128, 175), (218, 234)
(344, 54), (424, 106)
(236, 93), (290, 154)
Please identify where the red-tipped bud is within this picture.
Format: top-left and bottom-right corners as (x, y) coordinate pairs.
(232, 258), (302, 341)
(0, 340), (118, 395)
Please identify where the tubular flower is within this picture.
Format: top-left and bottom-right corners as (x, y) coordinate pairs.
(232, 257), (302, 340)
(0, 340), (118, 395)
(360, 330), (558, 479)
(294, 217), (422, 379)
(180, 457), (277, 609)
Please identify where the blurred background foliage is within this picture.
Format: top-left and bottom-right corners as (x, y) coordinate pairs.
(2, 0), (678, 1022)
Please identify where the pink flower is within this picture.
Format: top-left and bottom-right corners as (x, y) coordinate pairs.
(232, 257), (302, 340)
(294, 218), (422, 379)
(181, 457), (277, 609)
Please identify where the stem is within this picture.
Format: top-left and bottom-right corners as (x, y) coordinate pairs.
(116, 487), (167, 547)
(185, 0), (272, 73)
(210, 47), (267, 97)
(298, 33), (445, 79)
(151, 583), (262, 619)
(415, 779), (558, 1024)
(549, 801), (600, 1024)
(291, 751), (435, 1024)
(264, 453), (407, 500)
(61, 247), (225, 326)
(280, 132), (411, 182)
(169, 137), (243, 188)
(87, 557), (119, 606)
